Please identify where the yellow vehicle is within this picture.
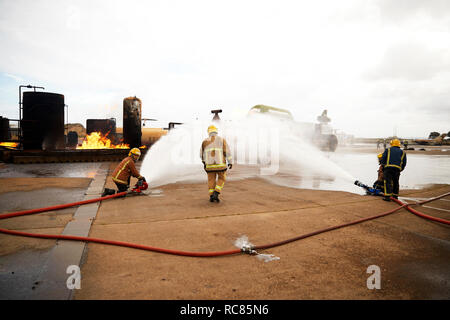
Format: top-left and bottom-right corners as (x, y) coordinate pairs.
(248, 105), (338, 152)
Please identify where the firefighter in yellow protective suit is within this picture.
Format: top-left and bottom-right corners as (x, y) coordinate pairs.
(200, 125), (233, 202)
(101, 147), (146, 197)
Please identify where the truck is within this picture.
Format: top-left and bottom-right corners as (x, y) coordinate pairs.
(247, 105), (338, 152)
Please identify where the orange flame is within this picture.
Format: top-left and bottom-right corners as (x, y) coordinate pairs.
(0, 142), (18, 149)
(76, 132), (129, 149)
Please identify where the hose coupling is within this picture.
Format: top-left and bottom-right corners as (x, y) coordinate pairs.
(241, 245), (257, 255)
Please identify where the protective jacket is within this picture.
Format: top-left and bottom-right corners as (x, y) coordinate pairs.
(381, 146), (407, 171)
(112, 156), (143, 185)
(200, 135), (232, 172)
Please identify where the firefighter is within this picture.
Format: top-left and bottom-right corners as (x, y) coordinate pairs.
(372, 153), (384, 191)
(380, 139), (407, 201)
(102, 147), (146, 197)
(200, 125), (233, 202)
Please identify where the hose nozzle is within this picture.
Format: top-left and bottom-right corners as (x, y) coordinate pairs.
(241, 245), (257, 255)
(354, 180), (364, 187)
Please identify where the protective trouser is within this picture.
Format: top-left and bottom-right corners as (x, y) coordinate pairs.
(383, 167), (400, 198)
(207, 171), (226, 195)
(114, 177), (130, 197)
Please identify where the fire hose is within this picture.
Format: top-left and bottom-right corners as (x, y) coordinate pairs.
(392, 194), (450, 226)
(0, 190), (449, 257)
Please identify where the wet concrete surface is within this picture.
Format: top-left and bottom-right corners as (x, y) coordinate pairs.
(262, 151), (450, 194)
(0, 188), (88, 213)
(75, 176), (450, 300)
(0, 248), (52, 300)
(0, 163), (103, 178)
(0, 151), (449, 300)
(0, 176), (95, 299)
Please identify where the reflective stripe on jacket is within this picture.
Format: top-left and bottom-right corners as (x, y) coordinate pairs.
(200, 135), (232, 172)
(381, 146), (407, 171)
(112, 156), (143, 185)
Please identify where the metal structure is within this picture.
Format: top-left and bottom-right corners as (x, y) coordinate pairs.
(123, 97), (142, 148)
(168, 122), (183, 130)
(86, 118), (116, 136)
(211, 109), (222, 121)
(67, 131), (78, 148)
(0, 116), (10, 141)
(19, 85), (45, 146)
(0, 148), (149, 164)
(22, 91), (65, 150)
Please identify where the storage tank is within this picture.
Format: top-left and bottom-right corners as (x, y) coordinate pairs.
(22, 92), (65, 150)
(123, 97), (142, 148)
(67, 131), (79, 148)
(86, 118), (116, 138)
(0, 116), (10, 141)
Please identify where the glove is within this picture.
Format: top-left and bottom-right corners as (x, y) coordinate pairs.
(228, 164), (232, 170)
(139, 176), (146, 182)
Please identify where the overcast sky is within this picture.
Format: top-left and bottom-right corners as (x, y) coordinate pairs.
(1, 0), (449, 138)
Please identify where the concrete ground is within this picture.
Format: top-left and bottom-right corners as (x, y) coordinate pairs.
(0, 163), (449, 300)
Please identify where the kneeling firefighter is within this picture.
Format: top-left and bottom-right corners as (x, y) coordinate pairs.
(200, 125), (233, 202)
(372, 153), (384, 191)
(102, 147), (146, 197)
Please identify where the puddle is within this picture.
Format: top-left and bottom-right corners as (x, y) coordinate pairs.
(0, 188), (87, 212)
(149, 189), (164, 197)
(0, 248), (53, 299)
(256, 253), (281, 263)
(261, 152), (450, 195)
(0, 163), (103, 178)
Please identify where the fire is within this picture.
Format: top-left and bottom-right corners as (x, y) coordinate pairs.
(76, 132), (129, 149)
(0, 142), (18, 149)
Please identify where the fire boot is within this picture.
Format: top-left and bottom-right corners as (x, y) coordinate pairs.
(210, 194), (215, 202)
(101, 188), (116, 197)
(212, 191), (220, 203)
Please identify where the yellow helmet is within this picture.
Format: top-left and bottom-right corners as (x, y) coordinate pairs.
(207, 125), (218, 134)
(129, 147), (141, 157)
(390, 139), (401, 147)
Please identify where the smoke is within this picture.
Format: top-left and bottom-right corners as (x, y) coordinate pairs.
(139, 113), (356, 191)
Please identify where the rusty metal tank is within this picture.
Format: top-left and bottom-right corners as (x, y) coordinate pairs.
(123, 97), (142, 148)
(22, 92), (65, 150)
(0, 116), (10, 141)
(86, 118), (116, 137)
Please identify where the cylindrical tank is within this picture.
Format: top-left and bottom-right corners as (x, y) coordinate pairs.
(0, 116), (10, 141)
(22, 92), (65, 150)
(123, 97), (142, 148)
(86, 118), (116, 137)
(67, 131), (78, 148)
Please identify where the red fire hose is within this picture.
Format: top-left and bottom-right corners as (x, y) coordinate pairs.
(0, 192), (448, 257)
(392, 193), (450, 226)
(0, 191), (127, 220)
